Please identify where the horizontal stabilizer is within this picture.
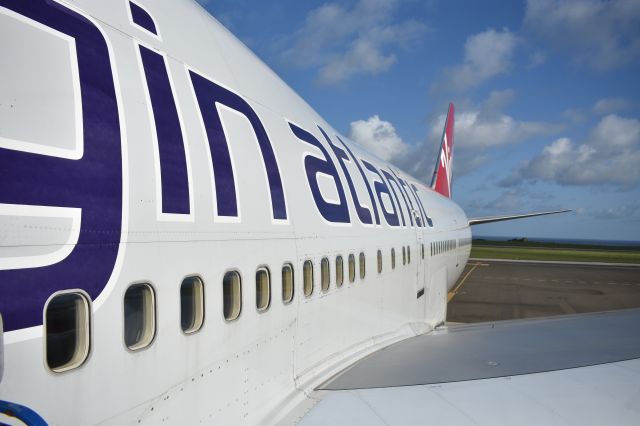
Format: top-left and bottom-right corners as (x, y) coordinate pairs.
(468, 209), (571, 226)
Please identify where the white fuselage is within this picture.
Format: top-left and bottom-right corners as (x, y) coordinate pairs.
(0, 0), (470, 424)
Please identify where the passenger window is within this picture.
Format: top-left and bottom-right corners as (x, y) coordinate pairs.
(407, 246), (411, 264)
(45, 292), (90, 372)
(421, 243), (425, 259)
(391, 248), (396, 269)
(282, 263), (294, 304)
(181, 276), (204, 334)
(402, 247), (406, 265)
(223, 271), (242, 321)
(124, 283), (156, 350)
(256, 267), (271, 312)
(321, 257), (330, 291)
(303, 260), (314, 297)
(359, 252), (366, 279)
(336, 256), (344, 287)
(348, 254), (356, 282)
(377, 250), (382, 274)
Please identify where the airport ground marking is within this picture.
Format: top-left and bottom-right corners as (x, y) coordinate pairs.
(448, 262), (484, 302)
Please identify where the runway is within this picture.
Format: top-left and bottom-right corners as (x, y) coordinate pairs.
(447, 259), (640, 323)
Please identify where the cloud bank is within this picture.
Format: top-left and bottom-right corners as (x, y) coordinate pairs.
(433, 28), (518, 92)
(503, 114), (640, 188)
(278, 0), (427, 85)
(348, 91), (562, 182)
(524, 0), (640, 70)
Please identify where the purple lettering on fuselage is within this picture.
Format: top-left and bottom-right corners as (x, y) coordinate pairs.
(189, 70), (287, 221)
(319, 127), (374, 225)
(411, 184), (433, 227)
(336, 136), (380, 225)
(0, 0), (122, 332)
(362, 160), (400, 227)
(381, 170), (407, 226)
(290, 123), (350, 223)
(139, 45), (190, 215)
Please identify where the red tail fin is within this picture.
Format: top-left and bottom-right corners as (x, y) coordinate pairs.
(431, 103), (454, 198)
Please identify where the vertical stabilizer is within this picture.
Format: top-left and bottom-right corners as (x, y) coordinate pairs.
(431, 103), (455, 198)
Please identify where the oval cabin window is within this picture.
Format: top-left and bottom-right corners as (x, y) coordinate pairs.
(303, 260), (314, 297)
(223, 271), (242, 321)
(348, 254), (356, 283)
(256, 268), (271, 312)
(321, 257), (330, 292)
(181, 276), (204, 334)
(124, 283), (156, 350)
(282, 263), (294, 304)
(336, 256), (344, 287)
(391, 248), (396, 269)
(45, 292), (90, 372)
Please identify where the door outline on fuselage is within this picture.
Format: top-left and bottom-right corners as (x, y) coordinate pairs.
(413, 210), (426, 321)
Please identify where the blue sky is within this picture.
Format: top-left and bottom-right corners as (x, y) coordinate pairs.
(197, 0), (640, 241)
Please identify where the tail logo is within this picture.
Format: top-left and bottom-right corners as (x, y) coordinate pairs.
(439, 134), (452, 196)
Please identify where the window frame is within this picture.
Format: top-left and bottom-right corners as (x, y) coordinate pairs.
(303, 260), (314, 297)
(281, 263), (295, 305)
(348, 254), (356, 283)
(180, 275), (205, 335)
(255, 266), (271, 313)
(336, 255), (344, 287)
(321, 257), (330, 292)
(44, 290), (91, 373)
(123, 282), (156, 351)
(222, 270), (242, 322)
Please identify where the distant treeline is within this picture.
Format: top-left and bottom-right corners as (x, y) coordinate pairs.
(472, 238), (640, 252)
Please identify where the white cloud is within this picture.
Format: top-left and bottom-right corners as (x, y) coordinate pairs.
(560, 98), (631, 124)
(463, 187), (561, 217)
(434, 28), (518, 92)
(278, 0), (427, 85)
(429, 90), (562, 149)
(348, 115), (409, 161)
(591, 201), (640, 221)
(524, 0), (640, 70)
(505, 114), (640, 188)
(348, 90), (562, 182)
(527, 50), (547, 68)
(592, 98), (631, 115)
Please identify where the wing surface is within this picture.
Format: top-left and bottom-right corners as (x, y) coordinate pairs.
(298, 309), (640, 425)
(468, 209), (571, 226)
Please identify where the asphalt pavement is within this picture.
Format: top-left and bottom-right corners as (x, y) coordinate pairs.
(447, 260), (640, 323)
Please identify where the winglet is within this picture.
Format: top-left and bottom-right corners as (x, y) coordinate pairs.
(431, 103), (455, 198)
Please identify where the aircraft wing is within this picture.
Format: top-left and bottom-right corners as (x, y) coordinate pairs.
(296, 309), (640, 425)
(468, 209), (572, 226)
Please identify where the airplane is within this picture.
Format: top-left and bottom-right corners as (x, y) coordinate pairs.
(0, 0), (637, 425)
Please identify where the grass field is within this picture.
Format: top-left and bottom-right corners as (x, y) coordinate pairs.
(471, 246), (640, 263)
